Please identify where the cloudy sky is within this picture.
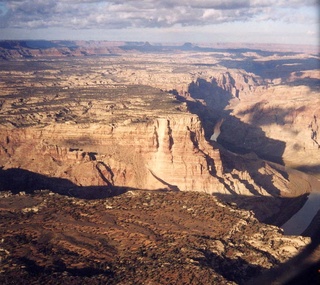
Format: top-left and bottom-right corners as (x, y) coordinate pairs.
(0, 0), (318, 45)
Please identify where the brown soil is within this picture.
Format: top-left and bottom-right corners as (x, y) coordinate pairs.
(0, 190), (309, 285)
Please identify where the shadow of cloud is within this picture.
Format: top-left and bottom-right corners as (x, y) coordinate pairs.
(219, 57), (320, 93)
(120, 42), (300, 59)
(295, 164), (320, 176)
(236, 102), (305, 126)
(220, 57), (320, 82)
(287, 77), (320, 92)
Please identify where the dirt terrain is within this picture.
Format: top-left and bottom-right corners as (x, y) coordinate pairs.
(0, 190), (311, 285)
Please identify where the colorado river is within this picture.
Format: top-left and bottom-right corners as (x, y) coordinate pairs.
(266, 161), (320, 236)
(282, 191), (320, 235)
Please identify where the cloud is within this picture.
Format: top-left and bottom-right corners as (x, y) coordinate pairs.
(0, 0), (318, 30)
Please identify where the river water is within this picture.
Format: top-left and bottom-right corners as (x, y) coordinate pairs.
(266, 162), (320, 236)
(282, 191), (320, 235)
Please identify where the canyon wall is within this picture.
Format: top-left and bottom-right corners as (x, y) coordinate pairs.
(173, 69), (320, 176)
(0, 115), (262, 193)
(0, 111), (311, 224)
(0, 52), (317, 223)
(221, 85), (320, 173)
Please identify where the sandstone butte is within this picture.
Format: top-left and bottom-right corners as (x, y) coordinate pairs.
(0, 41), (319, 284)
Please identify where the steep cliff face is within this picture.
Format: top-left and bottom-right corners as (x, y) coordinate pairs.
(0, 115), (224, 192)
(182, 69), (320, 176)
(0, 83), (313, 225)
(1, 45), (319, 285)
(177, 71), (262, 111)
(222, 85), (320, 172)
(215, 71), (259, 98)
(0, 113), (311, 204)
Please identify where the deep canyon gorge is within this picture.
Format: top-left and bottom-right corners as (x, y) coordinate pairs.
(0, 41), (319, 284)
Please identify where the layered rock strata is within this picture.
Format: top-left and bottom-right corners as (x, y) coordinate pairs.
(0, 114), (313, 225)
(0, 114), (310, 195)
(0, 43), (319, 284)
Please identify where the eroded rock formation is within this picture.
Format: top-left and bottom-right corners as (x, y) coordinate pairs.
(0, 110), (313, 228)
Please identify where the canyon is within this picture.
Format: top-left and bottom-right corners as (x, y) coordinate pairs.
(0, 41), (319, 284)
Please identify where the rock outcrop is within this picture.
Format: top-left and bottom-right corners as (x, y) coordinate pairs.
(177, 56), (320, 176)
(0, 110), (312, 226)
(0, 114), (301, 195)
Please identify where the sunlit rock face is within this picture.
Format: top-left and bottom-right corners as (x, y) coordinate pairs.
(0, 114), (293, 195)
(0, 108), (312, 226)
(217, 85), (320, 172)
(174, 56), (320, 176)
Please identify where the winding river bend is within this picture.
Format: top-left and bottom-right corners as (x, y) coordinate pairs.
(281, 173), (320, 236)
(282, 192), (320, 235)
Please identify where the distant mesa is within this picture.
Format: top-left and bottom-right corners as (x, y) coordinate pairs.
(1, 40), (316, 60)
(180, 42), (198, 51)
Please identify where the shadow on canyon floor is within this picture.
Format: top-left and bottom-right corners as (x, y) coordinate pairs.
(295, 164), (320, 177)
(0, 168), (171, 199)
(286, 77), (320, 92)
(175, 78), (287, 164)
(216, 144), (283, 197)
(213, 193), (308, 230)
(236, 102), (305, 127)
(0, 167), (307, 230)
(208, 142), (315, 235)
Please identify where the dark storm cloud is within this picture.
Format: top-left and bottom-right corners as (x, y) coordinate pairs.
(0, 0), (318, 29)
